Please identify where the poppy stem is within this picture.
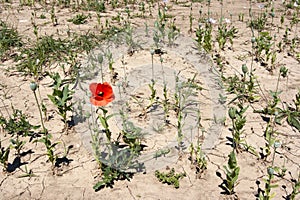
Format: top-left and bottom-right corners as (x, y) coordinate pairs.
(100, 63), (103, 83)
(33, 89), (47, 134)
(150, 49), (155, 80)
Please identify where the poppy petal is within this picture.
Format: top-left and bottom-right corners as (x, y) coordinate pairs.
(90, 97), (109, 106)
(89, 83), (98, 96)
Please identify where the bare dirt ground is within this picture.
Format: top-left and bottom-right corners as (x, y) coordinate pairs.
(0, 0), (299, 200)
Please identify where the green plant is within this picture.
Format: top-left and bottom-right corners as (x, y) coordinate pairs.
(47, 73), (74, 132)
(258, 167), (278, 200)
(155, 168), (186, 188)
(15, 36), (67, 78)
(97, 107), (115, 142)
(50, 5), (58, 26)
(0, 20), (23, 60)
(189, 143), (207, 177)
(167, 18), (180, 46)
(93, 163), (133, 191)
(18, 165), (37, 178)
(255, 67), (300, 132)
(216, 24), (238, 50)
(34, 134), (60, 169)
(253, 31), (274, 65)
(287, 171), (300, 200)
(0, 107), (39, 156)
(195, 22), (213, 53)
(174, 73), (202, 152)
(224, 64), (259, 103)
(83, 0), (105, 12)
(67, 13), (89, 25)
(221, 151), (240, 195)
(153, 148), (170, 159)
(249, 11), (268, 32)
(228, 104), (248, 151)
(0, 108), (39, 137)
(0, 141), (10, 170)
(147, 79), (157, 110)
(120, 113), (144, 154)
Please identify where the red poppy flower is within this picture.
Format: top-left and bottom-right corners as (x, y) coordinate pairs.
(89, 82), (115, 106)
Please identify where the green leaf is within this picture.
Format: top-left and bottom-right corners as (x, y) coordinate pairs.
(93, 181), (106, 191)
(98, 116), (108, 129)
(47, 94), (58, 105)
(287, 113), (300, 131)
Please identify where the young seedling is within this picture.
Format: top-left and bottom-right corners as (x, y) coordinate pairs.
(189, 143), (207, 177)
(221, 151), (240, 195)
(105, 50), (118, 84)
(0, 141), (10, 171)
(0, 108), (39, 156)
(17, 165), (37, 178)
(224, 64), (259, 103)
(67, 13), (89, 25)
(145, 50), (157, 112)
(0, 20), (23, 59)
(34, 135), (60, 171)
(228, 104), (248, 152)
(174, 73), (202, 153)
(167, 18), (180, 47)
(47, 73), (74, 132)
(258, 167), (278, 200)
(195, 22), (213, 53)
(216, 24), (238, 51)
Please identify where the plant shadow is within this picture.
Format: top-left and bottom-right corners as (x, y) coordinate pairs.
(7, 156), (28, 173)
